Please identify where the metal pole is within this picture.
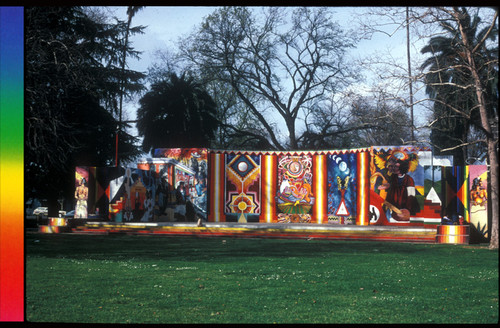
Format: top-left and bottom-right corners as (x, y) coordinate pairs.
(406, 7), (415, 143)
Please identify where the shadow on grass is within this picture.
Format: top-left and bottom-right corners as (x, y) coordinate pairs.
(25, 232), (480, 264)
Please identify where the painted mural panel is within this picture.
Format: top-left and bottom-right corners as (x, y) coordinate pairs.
(369, 146), (424, 225)
(423, 165), (443, 223)
(469, 165), (488, 238)
(441, 166), (467, 221)
(276, 154), (315, 223)
(108, 167), (157, 222)
(75, 166), (90, 218)
(225, 153), (261, 223)
(153, 148), (208, 220)
(93, 166), (125, 220)
(327, 153), (357, 225)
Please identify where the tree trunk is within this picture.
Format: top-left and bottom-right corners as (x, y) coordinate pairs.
(285, 116), (298, 149)
(487, 139), (499, 249)
(47, 195), (60, 218)
(453, 7), (498, 248)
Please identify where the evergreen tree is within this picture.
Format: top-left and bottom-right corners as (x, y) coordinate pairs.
(136, 73), (219, 154)
(25, 7), (145, 215)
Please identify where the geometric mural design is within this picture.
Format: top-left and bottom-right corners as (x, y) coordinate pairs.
(225, 153), (261, 222)
(423, 165), (444, 223)
(441, 166), (466, 220)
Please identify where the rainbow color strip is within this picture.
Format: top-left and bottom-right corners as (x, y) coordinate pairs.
(0, 7), (24, 322)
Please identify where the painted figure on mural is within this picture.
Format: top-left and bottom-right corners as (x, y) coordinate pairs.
(123, 191), (132, 221)
(74, 177), (88, 218)
(378, 158), (420, 221)
(133, 192), (142, 221)
(123, 168), (133, 221)
(156, 168), (170, 214)
(193, 175), (207, 210)
(142, 190), (154, 221)
(471, 177), (487, 206)
(176, 181), (186, 204)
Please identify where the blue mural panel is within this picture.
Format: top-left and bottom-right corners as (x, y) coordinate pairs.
(327, 153), (357, 224)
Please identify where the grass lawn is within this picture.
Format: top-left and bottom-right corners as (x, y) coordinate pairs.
(25, 233), (498, 324)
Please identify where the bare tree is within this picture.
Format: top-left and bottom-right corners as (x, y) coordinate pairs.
(178, 7), (358, 150)
(352, 7), (431, 145)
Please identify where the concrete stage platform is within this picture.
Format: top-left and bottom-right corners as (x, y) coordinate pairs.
(69, 221), (439, 243)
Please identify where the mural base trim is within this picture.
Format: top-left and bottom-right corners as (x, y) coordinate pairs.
(68, 221), (438, 243)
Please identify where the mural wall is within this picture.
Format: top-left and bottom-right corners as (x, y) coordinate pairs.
(207, 149), (370, 225)
(73, 147), (489, 238)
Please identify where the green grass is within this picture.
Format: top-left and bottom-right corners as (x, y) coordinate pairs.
(25, 233), (498, 324)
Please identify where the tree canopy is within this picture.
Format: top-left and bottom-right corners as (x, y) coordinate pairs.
(136, 73), (219, 154)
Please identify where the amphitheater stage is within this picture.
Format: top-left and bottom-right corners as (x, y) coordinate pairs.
(68, 220), (439, 243)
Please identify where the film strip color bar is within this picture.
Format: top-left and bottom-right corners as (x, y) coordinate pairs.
(436, 225), (470, 244)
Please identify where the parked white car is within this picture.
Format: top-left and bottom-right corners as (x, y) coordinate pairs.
(33, 207), (66, 217)
(33, 207), (48, 216)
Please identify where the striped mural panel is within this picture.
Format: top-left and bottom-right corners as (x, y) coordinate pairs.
(436, 225), (469, 244)
(437, 224), (470, 235)
(462, 165), (470, 223)
(48, 218), (67, 227)
(357, 151), (370, 225)
(208, 152), (225, 222)
(261, 154), (277, 223)
(313, 155), (326, 224)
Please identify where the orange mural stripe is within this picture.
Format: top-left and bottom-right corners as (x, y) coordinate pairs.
(313, 155), (326, 224)
(463, 165), (470, 223)
(262, 155), (277, 223)
(212, 153), (224, 222)
(356, 151), (369, 225)
(208, 152), (216, 222)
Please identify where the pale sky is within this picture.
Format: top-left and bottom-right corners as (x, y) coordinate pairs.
(109, 6), (417, 75)
(108, 6), (220, 74)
